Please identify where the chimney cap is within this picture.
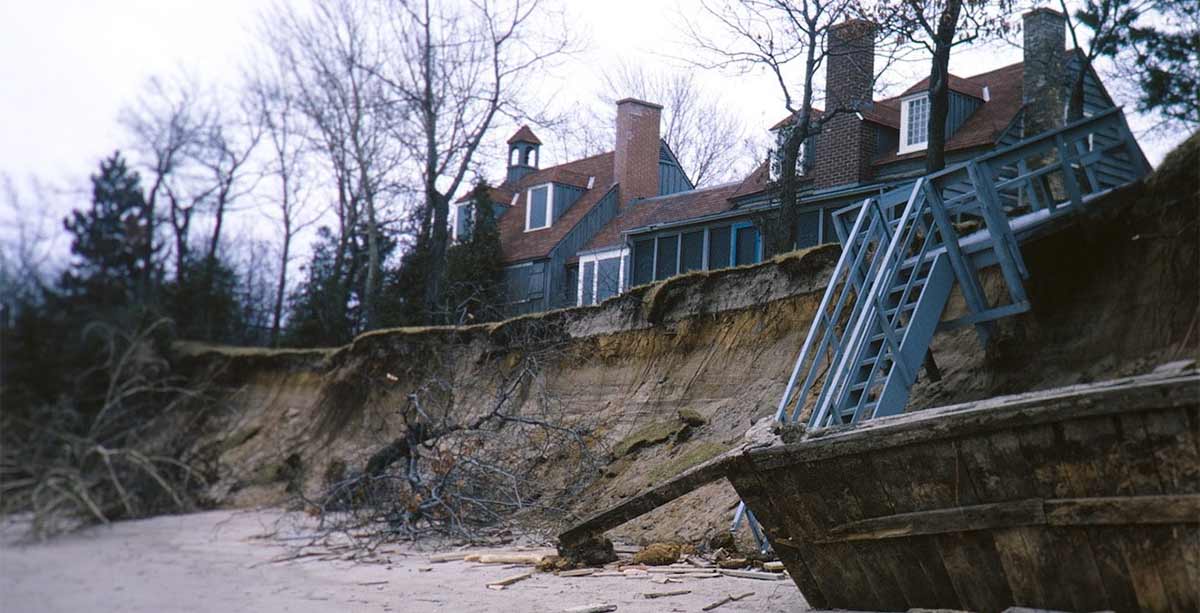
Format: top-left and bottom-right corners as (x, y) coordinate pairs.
(615, 97), (664, 111)
(1022, 6), (1065, 19)
(831, 17), (876, 30)
(507, 125), (542, 145)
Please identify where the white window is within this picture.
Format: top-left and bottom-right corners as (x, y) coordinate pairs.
(450, 202), (473, 242)
(524, 184), (553, 231)
(577, 248), (628, 306)
(899, 94), (930, 154)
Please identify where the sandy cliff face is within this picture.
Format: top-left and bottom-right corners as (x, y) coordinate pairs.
(177, 133), (1198, 548)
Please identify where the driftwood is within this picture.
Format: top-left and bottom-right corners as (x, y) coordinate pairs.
(562, 606), (617, 613)
(641, 589), (691, 599)
(717, 569), (786, 581)
(701, 592), (755, 611)
(486, 571), (534, 589)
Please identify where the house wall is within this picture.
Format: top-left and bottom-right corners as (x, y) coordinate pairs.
(658, 144), (694, 196)
(553, 184), (586, 222)
(546, 186), (621, 309)
(503, 259), (549, 316)
(946, 92), (984, 135)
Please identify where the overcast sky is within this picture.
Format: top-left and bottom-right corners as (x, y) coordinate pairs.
(0, 0), (1185, 263)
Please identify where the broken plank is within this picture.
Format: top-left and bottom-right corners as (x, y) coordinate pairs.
(486, 571), (534, 589)
(558, 568), (595, 577)
(475, 551), (555, 565)
(702, 591), (755, 611)
(641, 589), (691, 599)
(717, 569), (785, 581)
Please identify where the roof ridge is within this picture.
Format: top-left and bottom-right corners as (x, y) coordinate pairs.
(633, 180), (741, 203)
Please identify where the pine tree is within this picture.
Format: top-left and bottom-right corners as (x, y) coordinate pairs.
(60, 152), (155, 312)
(443, 182), (506, 324)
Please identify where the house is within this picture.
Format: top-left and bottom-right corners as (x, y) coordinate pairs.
(459, 7), (1140, 315)
(452, 98), (694, 315)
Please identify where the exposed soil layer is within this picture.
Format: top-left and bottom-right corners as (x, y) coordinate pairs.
(177, 132), (1199, 549)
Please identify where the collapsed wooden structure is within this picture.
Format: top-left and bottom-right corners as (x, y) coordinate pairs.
(727, 371), (1199, 612)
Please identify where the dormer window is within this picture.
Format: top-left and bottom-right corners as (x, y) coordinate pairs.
(524, 184), (553, 231)
(899, 94), (929, 154)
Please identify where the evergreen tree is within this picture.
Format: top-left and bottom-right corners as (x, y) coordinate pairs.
(60, 152), (156, 313)
(165, 255), (244, 343)
(286, 223), (398, 346)
(1078, 0), (1199, 130)
(443, 182), (506, 324)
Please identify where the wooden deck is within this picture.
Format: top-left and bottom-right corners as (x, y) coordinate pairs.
(727, 370), (1200, 612)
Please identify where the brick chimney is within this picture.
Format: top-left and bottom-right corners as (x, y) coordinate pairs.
(813, 19), (877, 189)
(1022, 7), (1067, 138)
(614, 98), (662, 203)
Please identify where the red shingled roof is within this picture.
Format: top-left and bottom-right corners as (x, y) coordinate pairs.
(899, 73), (988, 100)
(765, 56), (1044, 167)
(873, 58), (1027, 165)
(496, 151), (615, 263)
(581, 181), (743, 252)
(507, 125), (542, 145)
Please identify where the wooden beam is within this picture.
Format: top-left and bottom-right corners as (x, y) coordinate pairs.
(558, 446), (739, 548)
(1044, 495), (1200, 526)
(747, 372), (1198, 469)
(818, 499), (1044, 543)
(818, 495), (1200, 543)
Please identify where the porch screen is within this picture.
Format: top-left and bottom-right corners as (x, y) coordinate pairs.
(708, 226), (731, 269)
(680, 231), (704, 272)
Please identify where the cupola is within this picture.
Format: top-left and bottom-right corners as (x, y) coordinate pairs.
(506, 125), (541, 183)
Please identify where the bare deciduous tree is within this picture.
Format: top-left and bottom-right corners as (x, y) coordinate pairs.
(592, 62), (754, 187)
(375, 0), (572, 320)
(120, 75), (208, 287)
(683, 0), (900, 253)
(246, 59), (323, 346)
(869, 0), (1015, 173)
(122, 76), (262, 289)
(262, 0), (402, 332)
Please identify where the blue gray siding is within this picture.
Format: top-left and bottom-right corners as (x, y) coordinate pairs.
(546, 186), (621, 308)
(658, 142), (695, 195)
(552, 184), (586, 222)
(503, 260), (549, 316)
(946, 91), (984, 136)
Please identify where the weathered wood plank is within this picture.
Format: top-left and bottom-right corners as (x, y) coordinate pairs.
(816, 494), (1200, 543)
(748, 373), (1198, 469)
(820, 453), (910, 609)
(866, 445), (961, 608)
(935, 531), (1015, 611)
(726, 456), (829, 609)
(1013, 422), (1103, 612)
(1044, 495), (1200, 525)
(819, 499), (1043, 542)
(780, 459), (886, 610)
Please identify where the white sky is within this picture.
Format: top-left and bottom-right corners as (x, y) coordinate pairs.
(0, 0), (1186, 268)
